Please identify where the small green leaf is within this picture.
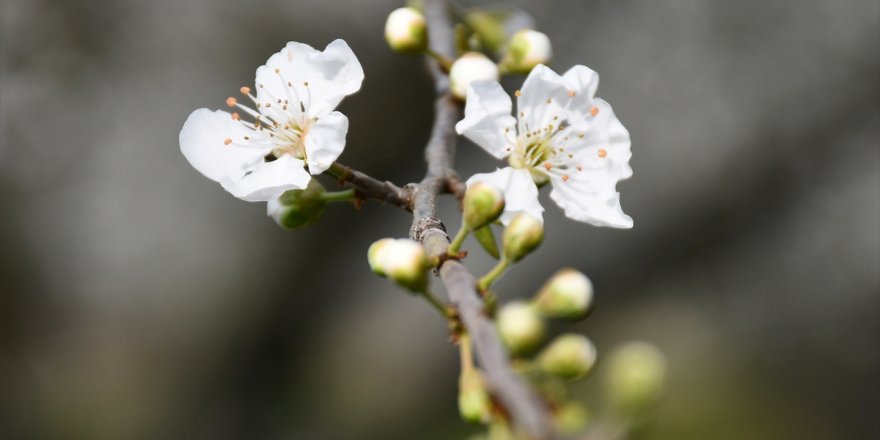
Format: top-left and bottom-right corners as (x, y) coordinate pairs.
(473, 224), (499, 259)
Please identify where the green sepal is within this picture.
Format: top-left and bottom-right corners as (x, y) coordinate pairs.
(473, 224), (499, 259)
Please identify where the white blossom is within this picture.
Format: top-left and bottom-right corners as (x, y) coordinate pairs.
(456, 65), (633, 228)
(180, 40), (364, 202)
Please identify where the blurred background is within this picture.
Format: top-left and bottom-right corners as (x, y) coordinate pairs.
(2, 0), (878, 438)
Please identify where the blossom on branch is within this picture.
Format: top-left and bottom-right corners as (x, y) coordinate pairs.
(179, 40), (364, 201)
(456, 64), (633, 228)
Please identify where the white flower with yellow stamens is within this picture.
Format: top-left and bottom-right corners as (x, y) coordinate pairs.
(456, 64), (633, 228)
(179, 40), (364, 201)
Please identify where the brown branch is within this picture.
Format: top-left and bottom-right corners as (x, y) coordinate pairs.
(410, 0), (556, 438)
(326, 162), (413, 210)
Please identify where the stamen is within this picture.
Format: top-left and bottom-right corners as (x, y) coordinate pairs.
(590, 106), (600, 116)
(240, 86), (251, 95)
(514, 90), (522, 97)
(544, 163), (553, 171)
(568, 90), (576, 97)
(576, 165), (583, 172)
(223, 138), (232, 145)
(598, 149), (607, 158)
(231, 113), (240, 121)
(562, 175), (570, 182)
(226, 97), (237, 107)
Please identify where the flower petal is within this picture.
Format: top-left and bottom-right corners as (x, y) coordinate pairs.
(455, 80), (517, 159)
(561, 65), (599, 110)
(220, 154), (311, 202)
(304, 111), (348, 175)
(467, 167), (544, 225)
(518, 64), (571, 130)
(255, 39), (364, 119)
(548, 173), (633, 229)
(566, 98), (633, 180)
(179, 108), (268, 182)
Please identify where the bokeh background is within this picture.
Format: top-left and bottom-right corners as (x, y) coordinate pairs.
(2, 0), (878, 438)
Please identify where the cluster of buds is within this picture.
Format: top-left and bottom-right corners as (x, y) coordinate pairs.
(383, 6), (553, 99)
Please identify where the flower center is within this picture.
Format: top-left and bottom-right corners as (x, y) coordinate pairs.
(222, 70), (316, 162)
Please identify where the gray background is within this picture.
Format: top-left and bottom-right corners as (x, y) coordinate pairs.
(2, 0), (878, 438)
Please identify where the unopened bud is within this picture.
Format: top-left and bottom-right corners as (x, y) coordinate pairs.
(534, 269), (594, 320)
(458, 368), (491, 424)
(449, 52), (499, 99)
(368, 238), (430, 292)
(268, 180), (326, 229)
(463, 182), (505, 230)
(502, 29), (552, 73)
(502, 213), (543, 262)
(537, 333), (597, 380)
(496, 301), (545, 355)
(554, 401), (590, 435)
(384, 7), (428, 54)
(606, 342), (667, 414)
(367, 238), (394, 276)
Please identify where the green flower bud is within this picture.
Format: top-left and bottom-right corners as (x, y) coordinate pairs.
(268, 180), (326, 229)
(534, 269), (594, 320)
(463, 182), (505, 230)
(371, 239), (430, 292)
(554, 401), (590, 435)
(537, 333), (597, 380)
(502, 213), (544, 262)
(458, 368), (492, 424)
(501, 29), (552, 73)
(449, 52), (499, 99)
(496, 301), (545, 355)
(367, 238), (394, 276)
(606, 342), (667, 414)
(384, 7), (428, 54)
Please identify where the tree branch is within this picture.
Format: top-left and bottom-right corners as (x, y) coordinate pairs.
(326, 162), (413, 210)
(410, 0), (555, 438)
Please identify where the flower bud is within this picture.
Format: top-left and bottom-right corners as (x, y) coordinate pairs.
(369, 239), (430, 292)
(463, 182), (505, 230)
(606, 342), (667, 414)
(554, 401), (590, 435)
(367, 238), (394, 276)
(502, 213), (543, 262)
(534, 269), (594, 320)
(449, 52), (499, 99)
(537, 334), (597, 380)
(268, 180), (326, 229)
(496, 301), (545, 355)
(458, 368), (492, 424)
(501, 29), (552, 73)
(384, 7), (428, 54)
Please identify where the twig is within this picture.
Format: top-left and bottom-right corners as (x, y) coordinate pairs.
(326, 162), (413, 210)
(410, 0), (555, 438)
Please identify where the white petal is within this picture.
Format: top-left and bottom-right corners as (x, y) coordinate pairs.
(179, 108), (268, 182)
(455, 80), (516, 159)
(562, 65), (599, 110)
(255, 39), (364, 119)
(566, 98), (633, 180)
(518, 64), (571, 130)
(304, 111), (348, 175)
(548, 174), (633, 228)
(467, 167), (544, 225)
(220, 154), (311, 202)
